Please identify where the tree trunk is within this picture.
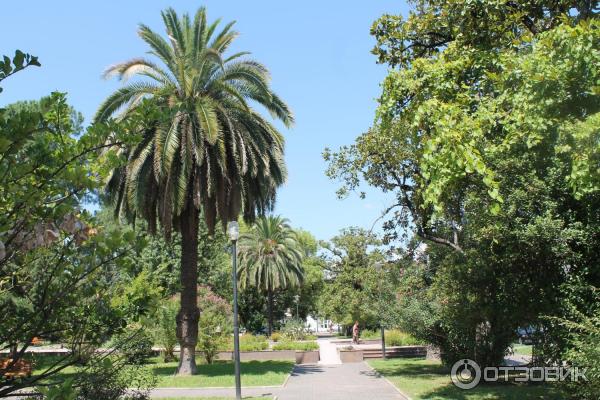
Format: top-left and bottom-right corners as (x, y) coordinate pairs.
(267, 290), (274, 336)
(176, 203), (200, 375)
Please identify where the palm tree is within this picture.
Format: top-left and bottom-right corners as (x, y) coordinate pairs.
(238, 216), (304, 335)
(95, 7), (293, 375)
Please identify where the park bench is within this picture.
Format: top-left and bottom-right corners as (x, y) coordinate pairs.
(0, 358), (33, 379)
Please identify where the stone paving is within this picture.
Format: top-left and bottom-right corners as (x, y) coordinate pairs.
(150, 336), (406, 400)
(149, 362), (406, 400)
(277, 363), (406, 400)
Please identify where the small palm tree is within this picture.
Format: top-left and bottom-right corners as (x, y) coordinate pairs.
(238, 216), (304, 335)
(96, 7), (292, 374)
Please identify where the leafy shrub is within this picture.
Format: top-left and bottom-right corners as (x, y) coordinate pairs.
(76, 355), (156, 400)
(281, 318), (308, 341)
(197, 286), (232, 364)
(220, 334), (269, 352)
(385, 330), (423, 347)
(360, 329), (380, 339)
(110, 327), (154, 365)
(560, 309), (600, 399)
(37, 378), (77, 400)
(270, 332), (282, 342)
(240, 334), (269, 351)
(148, 299), (178, 362)
(272, 341), (319, 351)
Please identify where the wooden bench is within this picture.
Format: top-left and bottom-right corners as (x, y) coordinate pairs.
(1, 358), (33, 379)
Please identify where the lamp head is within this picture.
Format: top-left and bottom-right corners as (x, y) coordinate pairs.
(227, 221), (240, 241)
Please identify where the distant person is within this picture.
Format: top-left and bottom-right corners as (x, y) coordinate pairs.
(328, 321), (333, 333)
(352, 321), (360, 344)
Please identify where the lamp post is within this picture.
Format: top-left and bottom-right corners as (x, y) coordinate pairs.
(294, 294), (300, 319)
(227, 221), (242, 400)
(374, 262), (386, 360)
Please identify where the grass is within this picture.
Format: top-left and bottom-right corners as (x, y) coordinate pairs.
(271, 341), (319, 351)
(146, 357), (293, 388)
(160, 398), (272, 400)
(512, 344), (533, 357)
(32, 355), (292, 388)
(368, 358), (566, 400)
(221, 334), (269, 351)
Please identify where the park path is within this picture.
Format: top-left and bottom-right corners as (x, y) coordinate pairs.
(149, 363), (406, 400)
(277, 362), (406, 400)
(151, 338), (405, 399)
(317, 337), (342, 365)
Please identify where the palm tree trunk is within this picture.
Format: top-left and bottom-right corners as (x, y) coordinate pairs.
(176, 203), (200, 375)
(267, 289), (274, 336)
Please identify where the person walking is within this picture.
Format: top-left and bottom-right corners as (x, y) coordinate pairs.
(352, 321), (360, 344)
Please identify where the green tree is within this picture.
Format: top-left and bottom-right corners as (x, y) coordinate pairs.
(238, 216), (304, 335)
(0, 50), (40, 93)
(325, 1), (600, 368)
(95, 7), (292, 374)
(196, 286), (232, 364)
(0, 87), (148, 397)
(318, 228), (384, 332)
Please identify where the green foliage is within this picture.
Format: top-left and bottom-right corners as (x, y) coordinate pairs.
(75, 355), (156, 400)
(0, 72), (152, 396)
(220, 334), (269, 352)
(238, 216), (305, 334)
(111, 270), (163, 319)
(37, 378), (77, 400)
(272, 340), (319, 351)
(318, 228), (384, 328)
(0, 50), (40, 93)
(280, 319), (308, 341)
(325, 0), (600, 369)
(269, 332), (282, 342)
(110, 327), (154, 365)
(384, 330), (423, 347)
(148, 299), (179, 362)
(238, 216), (305, 292)
(196, 286), (232, 363)
(359, 329), (380, 339)
(559, 299), (600, 399)
(97, 7), (292, 236)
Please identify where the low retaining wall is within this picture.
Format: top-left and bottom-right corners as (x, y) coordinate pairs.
(338, 345), (428, 363)
(217, 350), (318, 364)
(330, 339), (381, 346)
(339, 349), (364, 363)
(295, 350), (319, 364)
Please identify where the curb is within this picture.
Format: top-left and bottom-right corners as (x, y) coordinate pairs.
(151, 384), (284, 390)
(362, 361), (412, 400)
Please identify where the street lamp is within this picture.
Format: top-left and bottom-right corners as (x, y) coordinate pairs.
(294, 294), (300, 319)
(227, 221), (241, 400)
(374, 262), (387, 360)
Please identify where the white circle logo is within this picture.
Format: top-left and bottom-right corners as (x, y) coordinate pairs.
(451, 359), (481, 390)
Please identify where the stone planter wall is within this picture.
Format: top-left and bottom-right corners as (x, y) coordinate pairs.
(215, 350), (296, 361)
(295, 350), (319, 364)
(338, 349), (364, 363)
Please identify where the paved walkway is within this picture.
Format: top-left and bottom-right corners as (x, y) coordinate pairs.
(151, 338), (405, 399)
(150, 387), (277, 398)
(278, 363), (406, 400)
(317, 338), (342, 365)
(150, 363), (405, 399)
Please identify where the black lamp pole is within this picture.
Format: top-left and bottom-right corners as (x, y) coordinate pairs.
(228, 222), (242, 400)
(375, 262), (387, 360)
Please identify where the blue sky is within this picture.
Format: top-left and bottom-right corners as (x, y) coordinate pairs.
(1, 1), (408, 241)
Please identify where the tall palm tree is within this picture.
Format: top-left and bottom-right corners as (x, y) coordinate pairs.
(238, 216), (304, 335)
(95, 7), (293, 375)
